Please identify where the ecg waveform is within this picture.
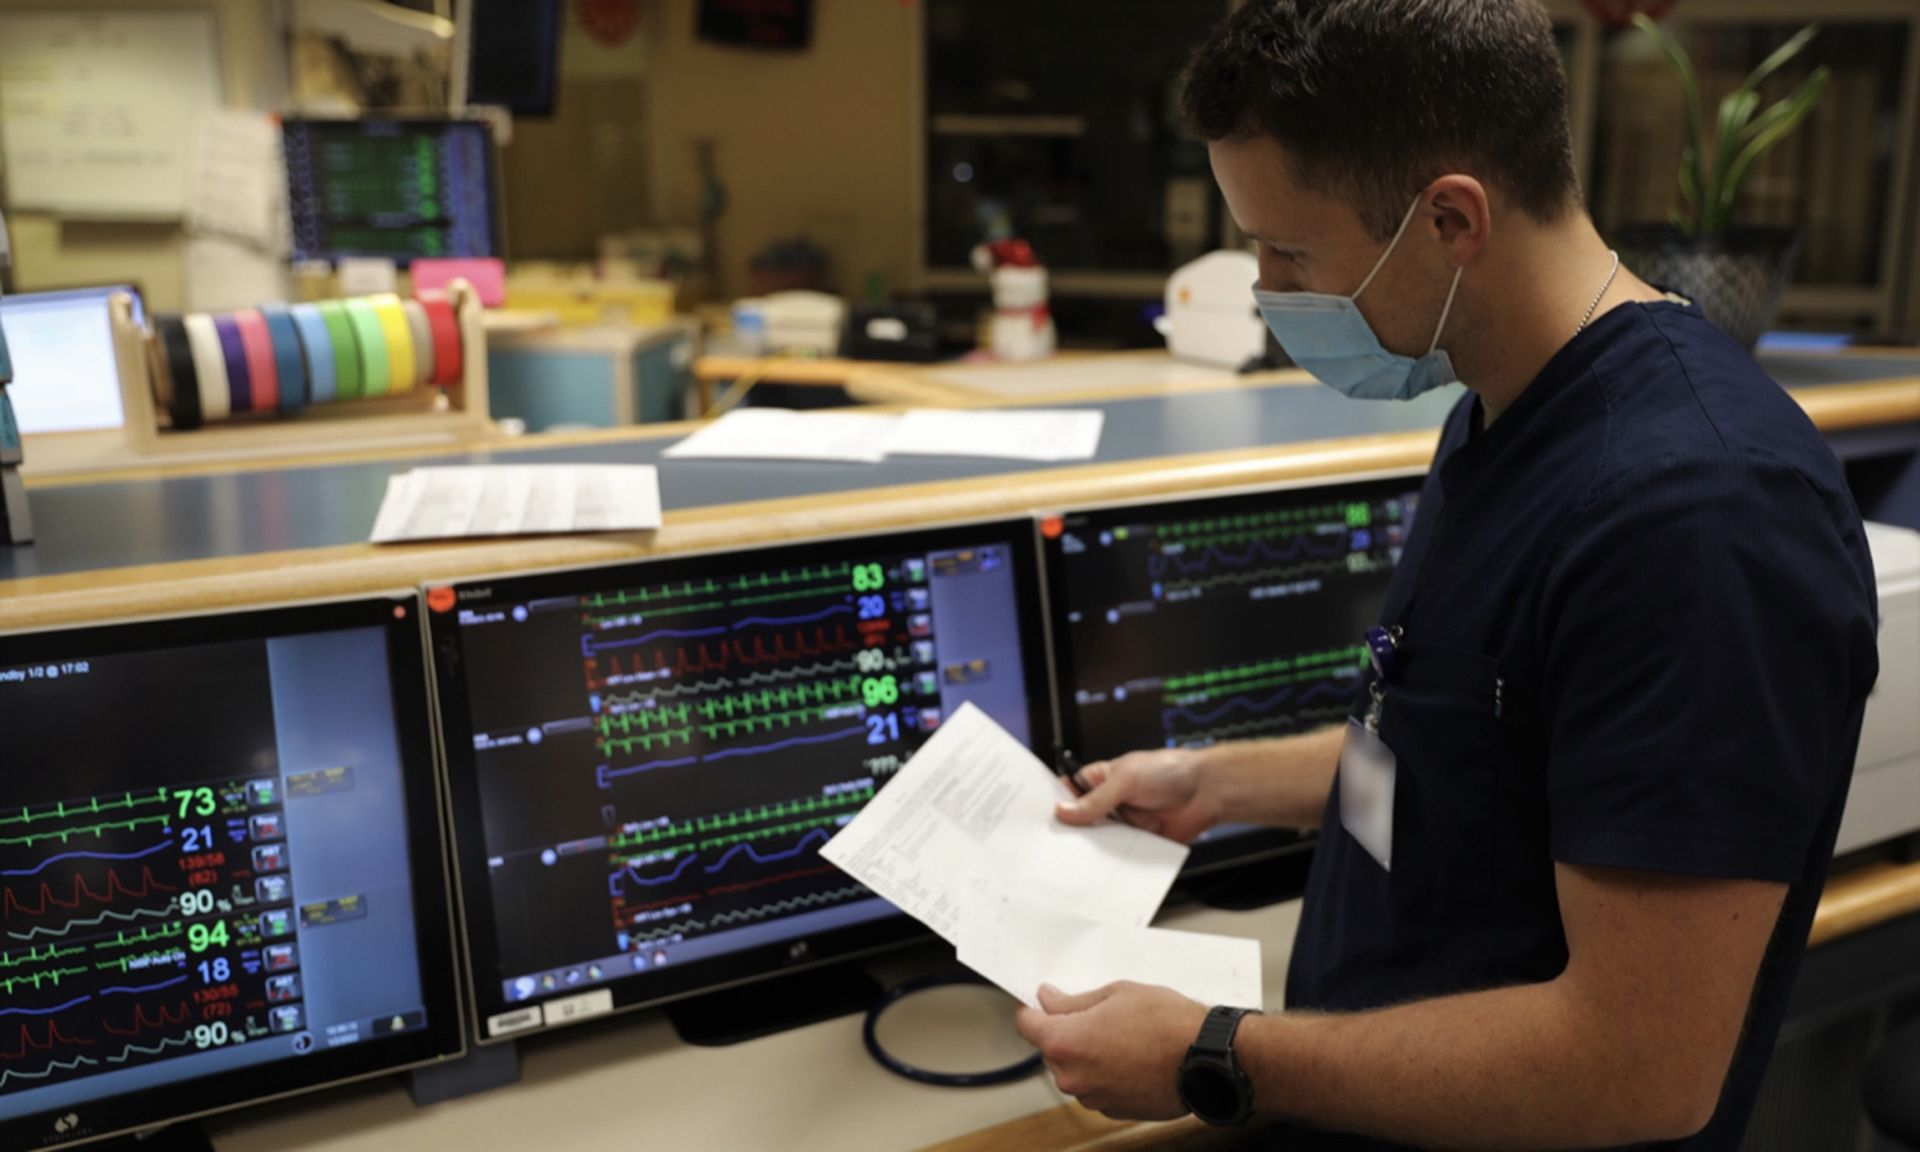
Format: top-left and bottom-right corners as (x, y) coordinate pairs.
(0, 774), (307, 1095)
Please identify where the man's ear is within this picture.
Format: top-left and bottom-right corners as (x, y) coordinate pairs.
(1423, 175), (1492, 267)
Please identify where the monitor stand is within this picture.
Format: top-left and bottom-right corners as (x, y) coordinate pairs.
(94, 1123), (212, 1151)
(665, 963), (882, 1047)
(1184, 849), (1315, 912)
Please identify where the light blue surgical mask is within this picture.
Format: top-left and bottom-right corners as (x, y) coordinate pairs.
(1253, 198), (1463, 400)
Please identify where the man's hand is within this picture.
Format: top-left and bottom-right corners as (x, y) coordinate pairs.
(1055, 749), (1217, 843)
(1012, 982), (1208, 1121)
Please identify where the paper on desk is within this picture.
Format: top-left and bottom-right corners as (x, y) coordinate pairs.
(819, 703), (1189, 944)
(369, 465), (662, 543)
(959, 888), (1263, 1011)
(663, 408), (898, 464)
(883, 409), (1105, 462)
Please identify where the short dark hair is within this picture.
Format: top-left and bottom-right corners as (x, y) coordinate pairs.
(1182, 0), (1581, 240)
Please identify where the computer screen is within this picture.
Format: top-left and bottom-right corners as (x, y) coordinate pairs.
(0, 597), (462, 1150)
(426, 521), (1053, 1042)
(1041, 474), (1426, 876)
(0, 286), (143, 435)
(460, 0), (563, 116)
(282, 119), (499, 266)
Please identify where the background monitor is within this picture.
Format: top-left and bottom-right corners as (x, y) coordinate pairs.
(282, 118), (500, 266)
(426, 520), (1054, 1043)
(1041, 473), (1427, 879)
(0, 595), (463, 1151)
(457, 0), (563, 117)
(0, 286), (143, 435)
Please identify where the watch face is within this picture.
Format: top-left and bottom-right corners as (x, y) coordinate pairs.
(1180, 1061), (1243, 1123)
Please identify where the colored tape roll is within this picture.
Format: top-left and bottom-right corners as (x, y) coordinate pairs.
(417, 292), (462, 386)
(402, 298), (435, 387)
(182, 314), (231, 422)
(211, 314), (253, 414)
(317, 300), (363, 401)
(289, 303), (337, 405)
(343, 298), (391, 398)
(233, 309), (280, 413)
(155, 316), (203, 431)
(370, 294), (414, 395)
(261, 305), (309, 411)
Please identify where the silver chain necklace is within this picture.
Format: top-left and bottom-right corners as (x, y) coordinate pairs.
(1576, 250), (1622, 336)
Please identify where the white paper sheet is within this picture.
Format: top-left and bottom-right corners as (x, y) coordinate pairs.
(819, 703), (1189, 944)
(663, 408), (898, 464)
(188, 109), (284, 250)
(369, 465), (662, 543)
(958, 889), (1264, 1010)
(883, 409), (1105, 462)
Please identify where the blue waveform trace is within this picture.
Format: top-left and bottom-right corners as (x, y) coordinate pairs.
(596, 755), (700, 790)
(702, 828), (831, 875)
(1, 840), (175, 879)
(100, 974), (189, 997)
(1148, 534), (1346, 581)
(703, 725), (867, 763)
(0, 994), (90, 1017)
(1160, 676), (1357, 729)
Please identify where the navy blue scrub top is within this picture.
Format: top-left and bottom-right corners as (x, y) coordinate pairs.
(1282, 300), (1881, 1151)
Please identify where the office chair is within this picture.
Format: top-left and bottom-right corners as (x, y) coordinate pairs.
(1865, 1016), (1920, 1149)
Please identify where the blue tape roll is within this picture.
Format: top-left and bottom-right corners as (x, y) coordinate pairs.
(288, 303), (337, 405)
(260, 304), (309, 412)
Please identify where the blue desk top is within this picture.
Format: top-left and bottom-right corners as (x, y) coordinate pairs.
(2, 349), (1915, 585)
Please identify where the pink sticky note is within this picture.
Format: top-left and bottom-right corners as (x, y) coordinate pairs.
(411, 258), (506, 306)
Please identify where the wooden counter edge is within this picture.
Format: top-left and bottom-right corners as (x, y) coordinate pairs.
(926, 858), (1920, 1152)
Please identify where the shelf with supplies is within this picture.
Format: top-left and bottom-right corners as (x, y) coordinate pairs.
(27, 281), (499, 478)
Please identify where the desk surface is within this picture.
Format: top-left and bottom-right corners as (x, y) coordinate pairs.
(3, 349), (1917, 1151)
(202, 901), (1305, 1152)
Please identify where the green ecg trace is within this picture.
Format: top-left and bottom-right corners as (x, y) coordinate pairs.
(0, 966), (88, 996)
(0, 787), (170, 830)
(693, 677), (860, 720)
(614, 812), (849, 863)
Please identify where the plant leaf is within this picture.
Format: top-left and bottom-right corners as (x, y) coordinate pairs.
(1718, 66), (1830, 224)
(1709, 88), (1761, 232)
(1633, 14), (1707, 232)
(1678, 148), (1699, 209)
(1740, 24), (1821, 102)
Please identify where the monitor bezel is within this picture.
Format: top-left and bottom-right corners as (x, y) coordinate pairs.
(0, 593), (467, 1152)
(425, 518), (1058, 1044)
(1037, 467), (1428, 878)
(279, 116), (505, 267)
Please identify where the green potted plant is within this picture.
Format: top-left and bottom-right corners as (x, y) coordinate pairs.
(1613, 16), (1829, 349)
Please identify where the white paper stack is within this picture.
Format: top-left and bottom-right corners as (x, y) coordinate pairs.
(369, 464), (663, 543)
(663, 407), (1105, 464)
(820, 703), (1262, 1010)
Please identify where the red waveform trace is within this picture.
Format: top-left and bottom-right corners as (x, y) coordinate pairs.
(705, 863), (840, 898)
(2, 866), (179, 918)
(2, 1020), (93, 1059)
(102, 1001), (192, 1038)
(587, 624), (870, 689)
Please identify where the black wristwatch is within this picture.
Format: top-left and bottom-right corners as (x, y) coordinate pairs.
(1177, 1005), (1259, 1126)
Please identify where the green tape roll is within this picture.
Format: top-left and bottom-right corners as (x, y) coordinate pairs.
(316, 300), (363, 401)
(343, 298), (390, 398)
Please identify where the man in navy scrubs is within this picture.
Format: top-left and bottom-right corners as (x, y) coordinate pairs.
(1013, 1), (1881, 1147)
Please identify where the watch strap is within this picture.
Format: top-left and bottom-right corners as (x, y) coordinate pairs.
(1193, 1005), (1255, 1056)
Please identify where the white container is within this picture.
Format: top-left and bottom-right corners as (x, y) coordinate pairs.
(1160, 250), (1266, 369)
(1836, 520), (1920, 854)
(760, 291), (845, 356)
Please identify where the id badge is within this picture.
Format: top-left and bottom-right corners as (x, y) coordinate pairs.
(1339, 718), (1397, 871)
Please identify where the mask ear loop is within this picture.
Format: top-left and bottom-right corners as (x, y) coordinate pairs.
(1351, 198), (1426, 302)
(1427, 266), (1463, 355)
